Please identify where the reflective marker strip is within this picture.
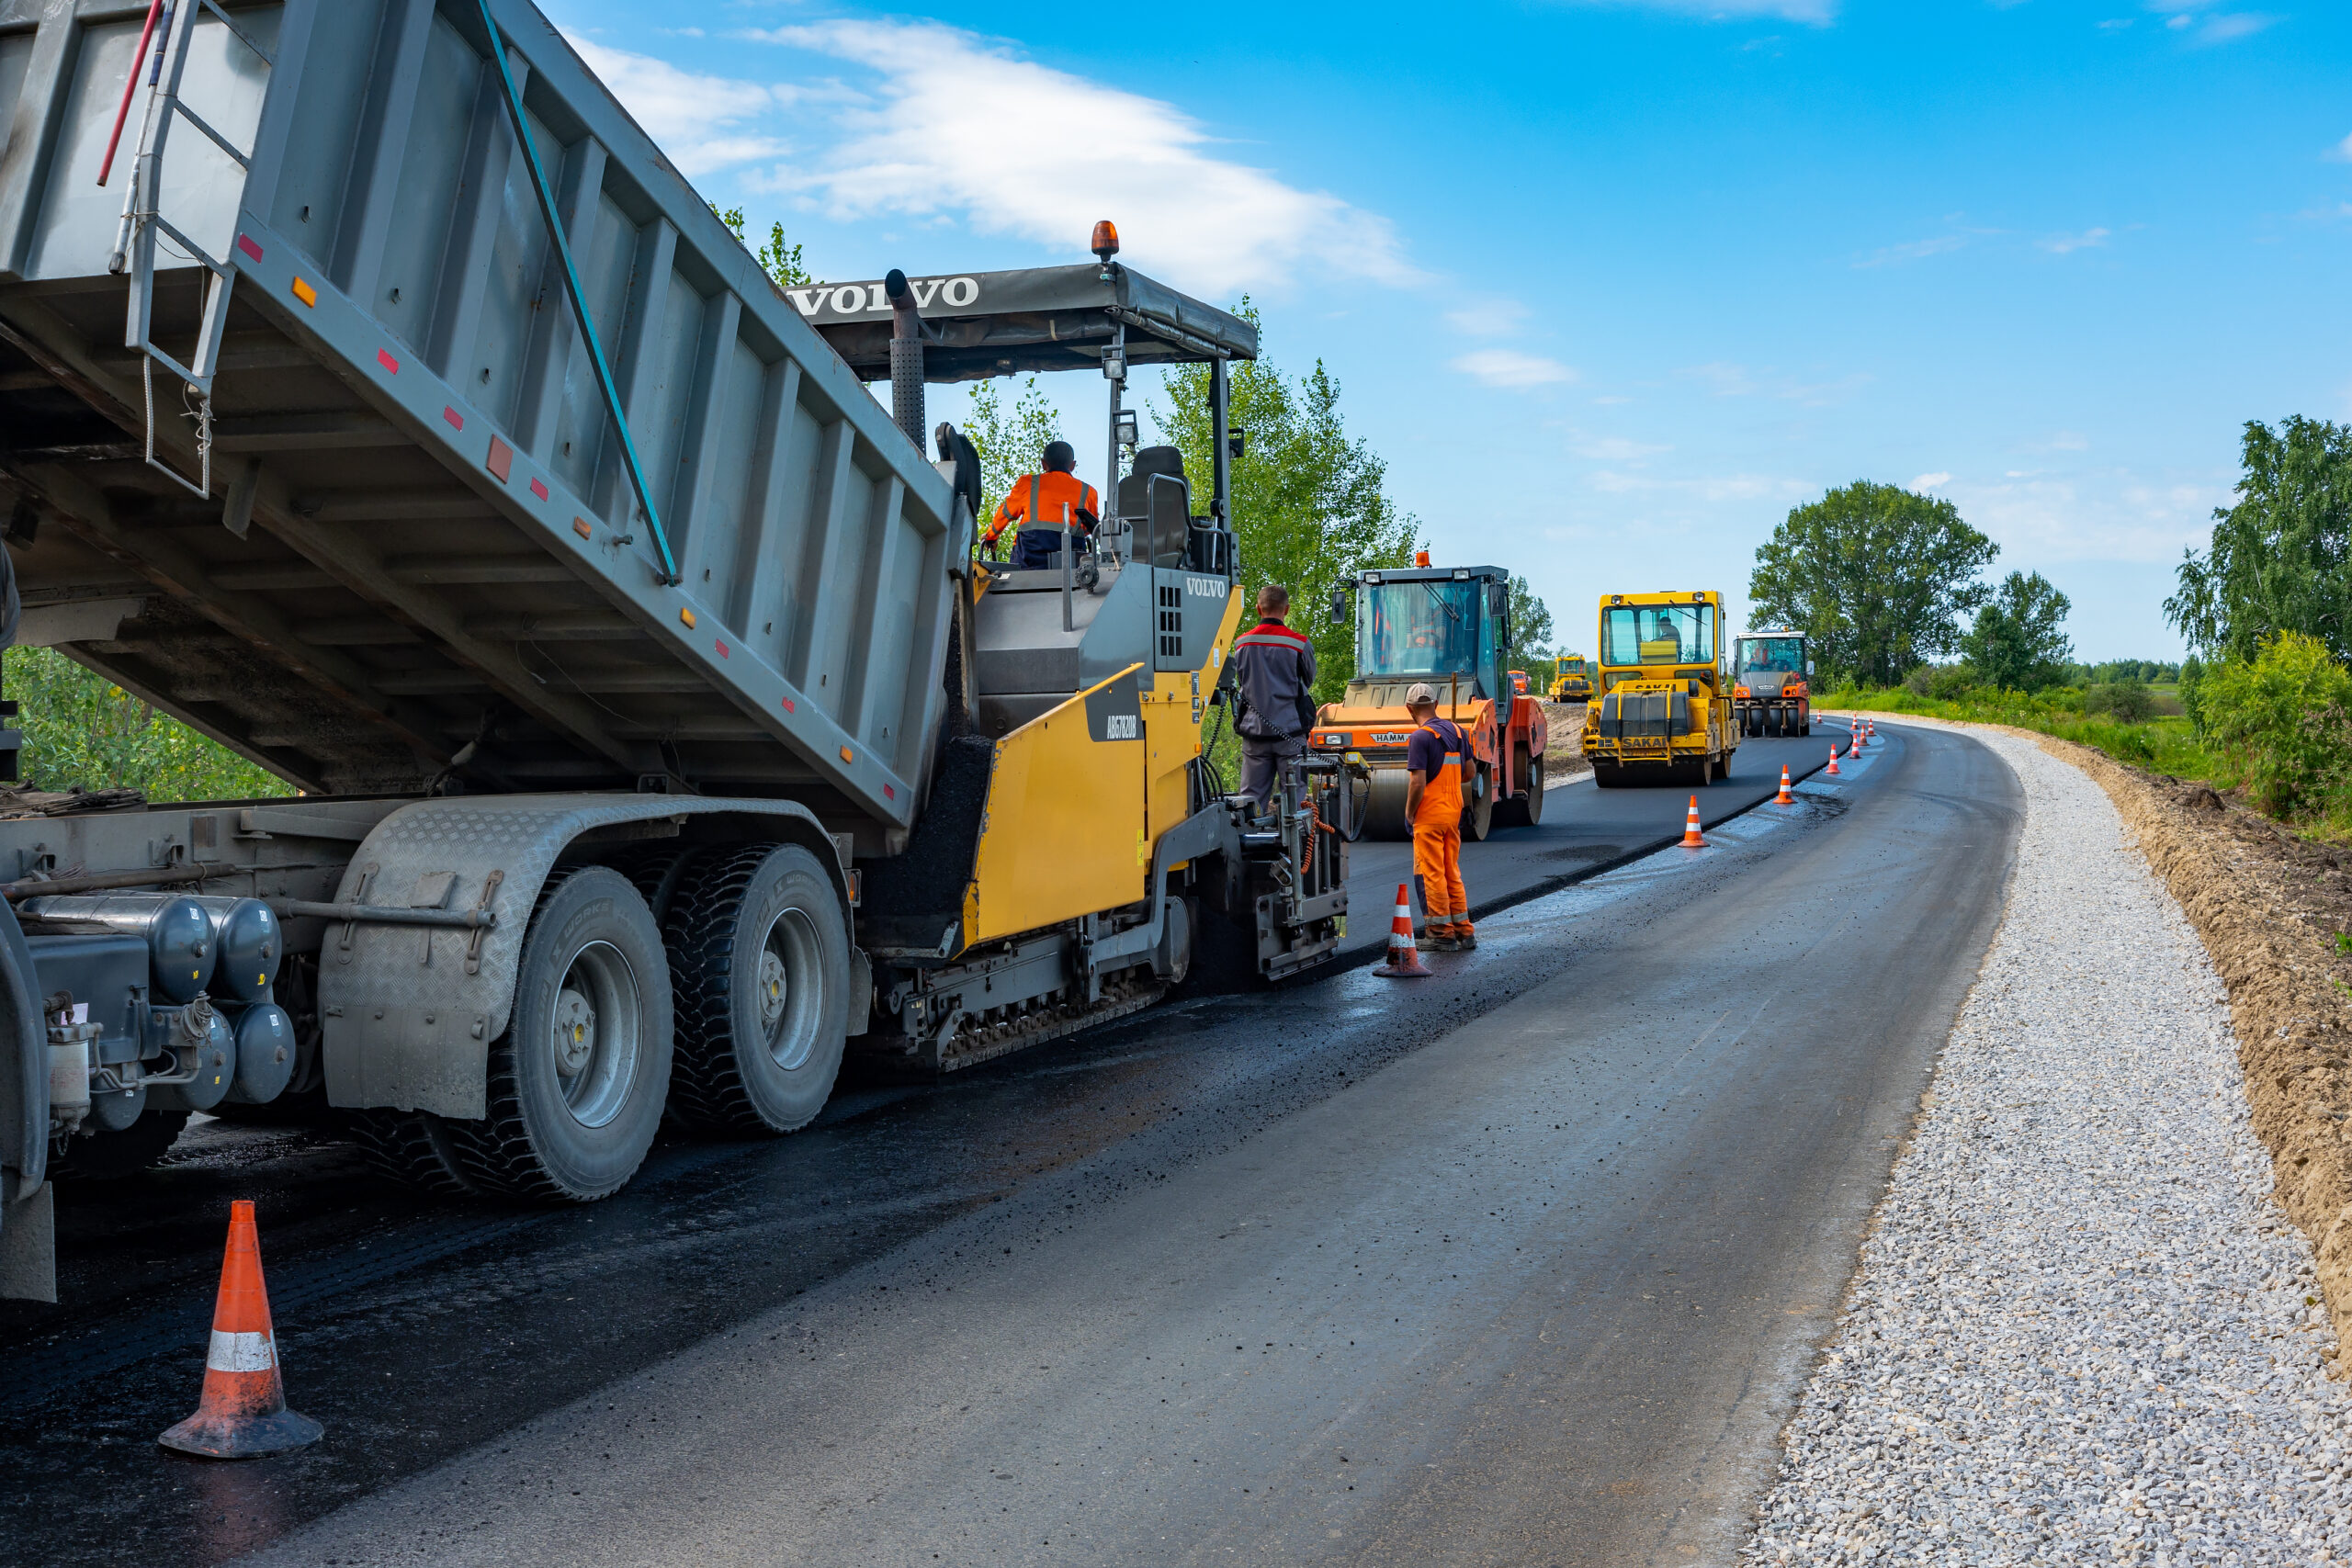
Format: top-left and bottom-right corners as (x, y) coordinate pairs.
(377, 348), (400, 376)
(529, 478), (549, 502)
(236, 234), (264, 264)
(207, 1329), (277, 1373)
(290, 277), (317, 308)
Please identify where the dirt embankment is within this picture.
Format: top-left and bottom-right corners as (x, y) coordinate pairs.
(1539, 703), (1589, 780)
(2019, 733), (2352, 1367)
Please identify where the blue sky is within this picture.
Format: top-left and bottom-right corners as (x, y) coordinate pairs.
(546, 0), (2352, 661)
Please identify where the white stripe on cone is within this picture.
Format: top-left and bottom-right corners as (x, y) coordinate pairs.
(206, 1328), (277, 1373)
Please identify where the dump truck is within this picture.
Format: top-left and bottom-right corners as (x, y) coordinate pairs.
(1309, 558), (1548, 839)
(1548, 654), (1591, 704)
(1581, 592), (1738, 787)
(1732, 628), (1813, 737)
(0, 0), (1348, 1298)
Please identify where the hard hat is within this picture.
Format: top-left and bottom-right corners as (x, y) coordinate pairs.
(1405, 682), (1440, 705)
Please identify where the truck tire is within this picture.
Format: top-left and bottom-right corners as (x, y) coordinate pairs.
(664, 844), (850, 1136)
(348, 1109), (476, 1197)
(611, 841), (704, 927)
(446, 867), (673, 1202)
(50, 1110), (188, 1180)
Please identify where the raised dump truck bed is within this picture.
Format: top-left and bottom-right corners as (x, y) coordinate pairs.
(0, 0), (955, 836)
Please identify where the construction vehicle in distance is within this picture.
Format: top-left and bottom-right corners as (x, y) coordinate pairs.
(1548, 653), (1592, 704)
(0, 0), (1347, 1297)
(1733, 628), (1814, 737)
(1311, 558), (1548, 839)
(1581, 592), (1739, 787)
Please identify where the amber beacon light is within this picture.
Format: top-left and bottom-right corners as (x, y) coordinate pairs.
(1091, 220), (1121, 262)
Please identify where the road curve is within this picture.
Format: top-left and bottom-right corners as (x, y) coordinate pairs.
(217, 722), (2019, 1568)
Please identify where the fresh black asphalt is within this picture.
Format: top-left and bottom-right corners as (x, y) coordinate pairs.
(0, 718), (2021, 1567)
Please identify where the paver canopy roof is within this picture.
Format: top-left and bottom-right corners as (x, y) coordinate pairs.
(800, 264), (1259, 381)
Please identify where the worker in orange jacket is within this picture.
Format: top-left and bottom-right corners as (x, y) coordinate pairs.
(981, 441), (1100, 570)
(1403, 682), (1475, 951)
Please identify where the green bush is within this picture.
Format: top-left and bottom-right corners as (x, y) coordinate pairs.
(2084, 682), (2155, 722)
(2199, 633), (2352, 818)
(4, 648), (291, 803)
(1901, 663), (1980, 701)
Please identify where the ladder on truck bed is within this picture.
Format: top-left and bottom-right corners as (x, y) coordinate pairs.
(99, 0), (276, 501)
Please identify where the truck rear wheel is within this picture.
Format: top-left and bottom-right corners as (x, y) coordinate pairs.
(665, 844), (850, 1136)
(349, 1109), (477, 1197)
(447, 867), (673, 1202)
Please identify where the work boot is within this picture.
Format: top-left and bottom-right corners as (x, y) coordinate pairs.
(1452, 924), (1477, 951)
(1422, 928), (1460, 953)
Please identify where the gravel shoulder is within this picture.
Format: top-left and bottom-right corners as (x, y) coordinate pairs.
(1743, 722), (2352, 1567)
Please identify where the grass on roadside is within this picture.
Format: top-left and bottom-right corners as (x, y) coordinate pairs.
(1815, 683), (2238, 797)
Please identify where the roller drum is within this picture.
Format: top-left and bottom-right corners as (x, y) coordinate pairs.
(1363, 766), (1415, 840)
(189, 897), (282, 1002)
(222, 1003), (297, 1105)
(18, 894), (216, 1002)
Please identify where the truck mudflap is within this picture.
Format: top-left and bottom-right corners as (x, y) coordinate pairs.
(317, 794), (847, 1120)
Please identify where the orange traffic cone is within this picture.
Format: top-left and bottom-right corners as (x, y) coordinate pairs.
(1825, 745), (1841, 776)
(1372, 882), (1432, 977)
(159, 1201), (322, 1459)
(1680, 795), (1706, 848)
(1775, 765), (1794, 805)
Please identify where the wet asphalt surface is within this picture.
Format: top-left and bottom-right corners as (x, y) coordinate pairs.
(0, 721), (2019, 1567)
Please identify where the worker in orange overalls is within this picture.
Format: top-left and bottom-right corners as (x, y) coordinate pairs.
(1403, 682), (1474, 952)
(980, 440), (1101, 570)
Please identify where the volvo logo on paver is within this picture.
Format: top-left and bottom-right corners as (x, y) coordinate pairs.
(1185, 576), (1223, 597)
(791, 276), (980, 319)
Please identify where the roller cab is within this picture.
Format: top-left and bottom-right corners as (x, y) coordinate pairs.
(1582, 592), (1739, 787)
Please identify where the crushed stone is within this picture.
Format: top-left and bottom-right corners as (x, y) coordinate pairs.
(1741, 726), (2352, 1566)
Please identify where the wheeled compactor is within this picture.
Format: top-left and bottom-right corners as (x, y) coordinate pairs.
(0, 0), (1344, 1298)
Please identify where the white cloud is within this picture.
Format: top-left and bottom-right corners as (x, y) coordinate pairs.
(740, 20), (1414, 297)
(1913, 472), (1952, 490)
(1680, 361), (1756, 397)
(2039, 227), (2111, 254)
(1855, 233), (1967, 268)
(2329, 133), (2352, 164)
(2194, 13), (2277, 42)
(1549, 0), (1838, 22)
(1569, 433), (1672, 461)
(1939, 469), (2231, 564)
(2144, 2), (2278, 42)
(565, 38), (795, 176)
(1443, 299), (1531, 338)
(1453, 349), (1577, 388)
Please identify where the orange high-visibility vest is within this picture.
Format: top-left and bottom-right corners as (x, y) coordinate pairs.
(1413, 718), (1466, 829)
(985, 471), (1099, 545)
